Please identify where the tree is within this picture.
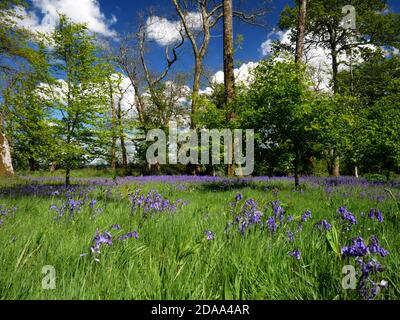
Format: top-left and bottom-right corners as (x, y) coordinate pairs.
(0, 0), (44, 175)
(49, 15), (108, 185)
(3, 43), (56, 171)
(172, 0), (266, 129)
(279, 0), (400, 176)
(240, 58), (316, 187)
(279, 0), (400, 93)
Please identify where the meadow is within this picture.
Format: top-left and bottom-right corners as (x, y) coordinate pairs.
(0, 173), (400, 300)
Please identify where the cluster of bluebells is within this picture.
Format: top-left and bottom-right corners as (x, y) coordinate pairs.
(368, 209), (384, 223)
(129, 189), (186, 217)
(341, 235), (389, 300)
(50, 198), (86, 221)
(337, 206), (357, 230)
(228, 196), (302, 241)
(228, 195), (264, 236)
(314, 219), (332, 231)
(83, 226), (139, 262)
(0, 204), (17, 227)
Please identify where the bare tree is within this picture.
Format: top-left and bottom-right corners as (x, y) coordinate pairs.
(172, 0), (266, 129)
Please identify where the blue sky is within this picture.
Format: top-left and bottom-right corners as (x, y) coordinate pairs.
(23, 0), (400, 79)
(93, 0), (400, 74)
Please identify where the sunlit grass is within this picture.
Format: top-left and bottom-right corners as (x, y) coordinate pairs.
(0, 176), (399, 299)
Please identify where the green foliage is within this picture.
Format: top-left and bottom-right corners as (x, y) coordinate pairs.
(48, 15), (110, 182)
(238, 58), (317, 182)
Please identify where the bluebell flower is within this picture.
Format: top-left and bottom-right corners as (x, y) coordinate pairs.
(118, 230), (139, 241)
(315, 219), (332, 231)
(341, 237), (369, 258)
(368, 209), (384, 223)
(267, 216), (277, 233)
(235, 193), (243, 202)
(287, 231), (294, 243)
(204, 230), (215, 241)
(337, 206), (357, 226)
(368, 235), (389, 257)
(289, 249), (301, 260)
(301, 210), (312, 222)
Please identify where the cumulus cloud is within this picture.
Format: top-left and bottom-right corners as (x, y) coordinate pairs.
(15, 0), (117, 36)
(145, 12), (203, 46)
(200, 61), (259, 95)
(260, 29), (292, 56)
(211, 61), (259, 86)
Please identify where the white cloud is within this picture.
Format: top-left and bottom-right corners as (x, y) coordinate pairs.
(211, 61), (259, 86)
(145, 12), (203, 46)
(15, 0), (117, 36)
(260, 29), (291, 56)
(200, 61), (259, 95)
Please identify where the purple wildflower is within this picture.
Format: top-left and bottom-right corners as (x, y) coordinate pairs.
(368, 236), (389, 257)
(341, 237), (369, 258)
(289, 249), (301, 260)
(337, 206), (357, 226)
(267, 216), (277, 233)
(315, 220), (332, 231)
(111, 224), (121, 230)
(368, 209), (384, 223)
(301, 210), (312, 222)
(204, 230), (215, 241)
(287, 231), (294, 243)
(118, 230), (139, 241)
(235, 193), (243, 202)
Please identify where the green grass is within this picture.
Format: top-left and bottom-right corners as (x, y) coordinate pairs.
(0, 178), (399, 300)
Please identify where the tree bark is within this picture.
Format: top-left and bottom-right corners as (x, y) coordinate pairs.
(109, 81), (117, 171)
(295, 0), (307, 64)
(294, 150), (300, 189)
(66, 166), (71, 187)
(223, 0), (236, 177)
(0, 133), (14, 176)
(117, 102), (128, 170)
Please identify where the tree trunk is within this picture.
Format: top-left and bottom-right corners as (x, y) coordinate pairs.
(29, 158), (37, 172)
(295, 0), (307, 64)
(292, 0), (307, 183)
(331, 48), (339, 94)
(191, 58), (202, 129)
(330, 156), (340, 177)
(110, 89), (117, 171)
(294, 150), (300, 189)
(117, 105), (128, 170)
(223, 0), (236, 177)
(0, 133), (14, 176)
(66, 166), (71, 187)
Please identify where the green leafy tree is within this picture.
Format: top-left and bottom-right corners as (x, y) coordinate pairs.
(3, 43), (56, 171)
(239, 58), (316, 187)
(49, 15), (108, 185)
